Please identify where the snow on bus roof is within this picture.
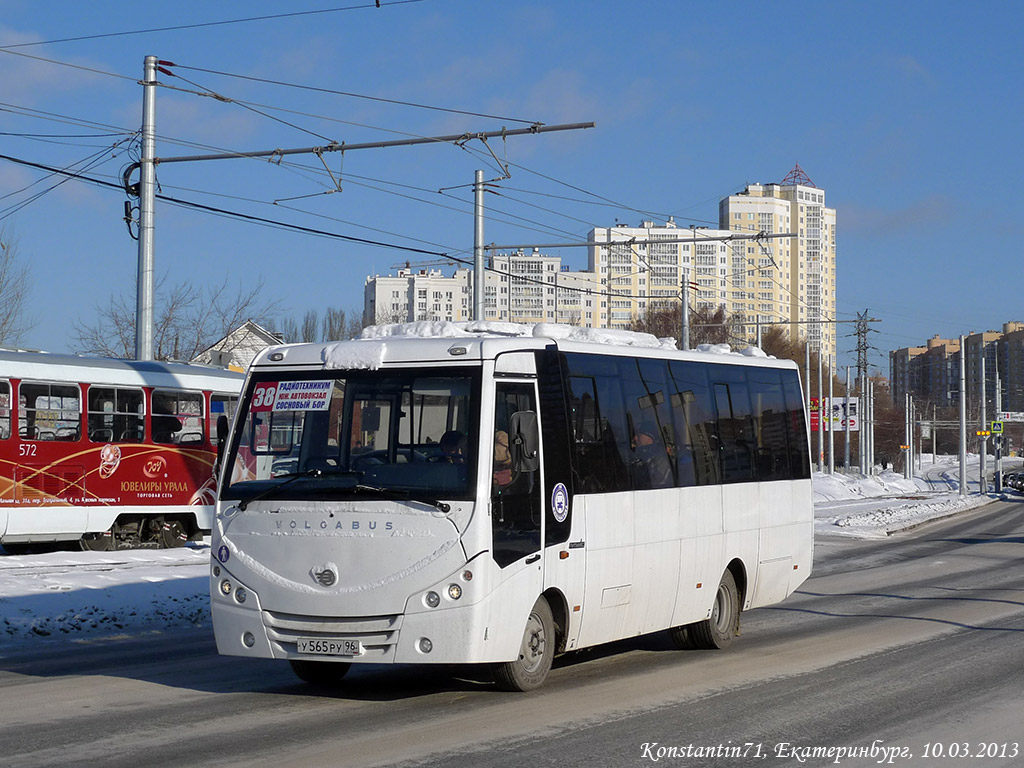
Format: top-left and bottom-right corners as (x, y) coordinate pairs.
(319, 321), (770, 370)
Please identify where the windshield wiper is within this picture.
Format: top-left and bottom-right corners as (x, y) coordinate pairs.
(349, 484), (451, 514)
(237, 468), (359, 511)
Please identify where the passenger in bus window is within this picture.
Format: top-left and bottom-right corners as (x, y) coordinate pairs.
(440, 430), (465, 463)
(632, 420), (674, 489)
(493, 430), (513, 487)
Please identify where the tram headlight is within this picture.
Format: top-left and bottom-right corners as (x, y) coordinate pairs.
(234, 587), (247, 604)
(424, 591), (440, 608)
(447, 584), (462, 601)
(418, 637), (433, 653)
(219, 579), (232, 596)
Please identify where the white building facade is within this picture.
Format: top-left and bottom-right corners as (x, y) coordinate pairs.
(363, 251), (602, 328)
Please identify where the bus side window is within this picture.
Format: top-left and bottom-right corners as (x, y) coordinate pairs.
(668, 360), (720, 486)
(782, 370), (811, 479)
(0, 381), (10, 440)
(747, 368), (792, 481)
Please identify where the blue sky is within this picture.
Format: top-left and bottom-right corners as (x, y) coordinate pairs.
(1, 0), (1020, 374)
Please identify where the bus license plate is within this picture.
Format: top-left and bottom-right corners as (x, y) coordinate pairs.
(296, 637), (363, 657)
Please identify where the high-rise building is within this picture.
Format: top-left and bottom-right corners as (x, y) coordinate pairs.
(719, 164), (837, 360)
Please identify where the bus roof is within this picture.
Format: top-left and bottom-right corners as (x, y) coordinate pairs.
(249, 322), (798, 372)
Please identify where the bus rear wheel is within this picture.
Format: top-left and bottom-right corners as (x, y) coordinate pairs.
(493, 596), (555, 692)
(289, 659), (351, 686)
(686, 569), (739, 650)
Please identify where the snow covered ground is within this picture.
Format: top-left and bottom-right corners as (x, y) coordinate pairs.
(2, 454), (1019, 648)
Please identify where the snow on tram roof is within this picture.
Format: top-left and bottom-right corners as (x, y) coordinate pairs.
(306, 321), (773, 371)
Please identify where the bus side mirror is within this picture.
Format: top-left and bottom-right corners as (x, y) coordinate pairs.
(510, 410), (540, 472)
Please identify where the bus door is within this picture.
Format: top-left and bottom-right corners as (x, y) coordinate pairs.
(490, 381), (543, 592)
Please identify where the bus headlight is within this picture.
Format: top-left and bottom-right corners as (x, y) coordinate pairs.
(447, 584), (462, 600)
(235, 587), (247, 604)
(219, 579), (232, 596)
(424, 591), (440, 608)
(418, 637), (433, 653)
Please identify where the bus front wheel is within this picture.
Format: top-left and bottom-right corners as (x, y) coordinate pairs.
(679, 570), (739, 650)
(493, 596), (555, 692)
(289, 659), (351, 686)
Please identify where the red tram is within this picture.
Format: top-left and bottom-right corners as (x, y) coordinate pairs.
(0, 350), (243, 552)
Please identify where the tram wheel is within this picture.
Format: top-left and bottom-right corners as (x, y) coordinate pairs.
(80, 531), (114, 552)
(159, 519), (188, 549)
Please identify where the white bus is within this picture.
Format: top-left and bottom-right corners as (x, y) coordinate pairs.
(211, 323), (812, 690)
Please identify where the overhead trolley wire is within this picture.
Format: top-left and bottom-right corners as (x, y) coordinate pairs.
(0, 2), (428, 49)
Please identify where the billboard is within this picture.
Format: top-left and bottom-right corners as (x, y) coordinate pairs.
(810, 397), (859, 432)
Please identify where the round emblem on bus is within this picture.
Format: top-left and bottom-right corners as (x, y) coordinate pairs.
(311, 562), (339, 588)
(551, 483), (569, 523)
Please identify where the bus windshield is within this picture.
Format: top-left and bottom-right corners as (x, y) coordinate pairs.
(222, 370), (478, 505)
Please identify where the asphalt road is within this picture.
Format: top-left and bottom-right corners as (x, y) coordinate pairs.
(2, 501), (1022, 768)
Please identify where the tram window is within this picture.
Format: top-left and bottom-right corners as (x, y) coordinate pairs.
(19, 381), (81, 441)
(87, 387), (144, 443)
(0, 381), (10, 440)
(209, 394), (239, 442)
(153, 389), (204, 444)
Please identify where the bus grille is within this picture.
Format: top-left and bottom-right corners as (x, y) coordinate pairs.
(262, 610), (402, 659)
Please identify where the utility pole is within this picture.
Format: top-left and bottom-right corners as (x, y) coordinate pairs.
(995, 351), (1003, 492)
(135, 55), (158, 361)
(828, 354), (834, 474)
(959, 335), (967, 495)
(980, 352), (987, 492)
(681, 272), (690, 351)
(817, 341), (823, 473)
(124, 55), (595, 348)
(844, 366), (851, 470)
(473, 170), (485, 321)
(805, 343), (811, 452)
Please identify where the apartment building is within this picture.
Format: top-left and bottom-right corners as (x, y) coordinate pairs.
(586, 218), (734, 331)
(363, 250), (602, 328)
(719, 164), (837, 360)
(890, 322), (1024, 414)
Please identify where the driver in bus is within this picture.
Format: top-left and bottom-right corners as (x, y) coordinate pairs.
(440, 430), (466, 463)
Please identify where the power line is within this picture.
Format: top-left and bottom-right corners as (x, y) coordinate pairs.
(0, 2), (426, 49)
(171, 62), (540, 126)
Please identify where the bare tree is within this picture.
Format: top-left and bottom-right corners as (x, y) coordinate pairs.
(300, 310), (319, 343)
(73, 274), (282, 360)
(631, 302), (743, 349)
(0, 227), (34, 346)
